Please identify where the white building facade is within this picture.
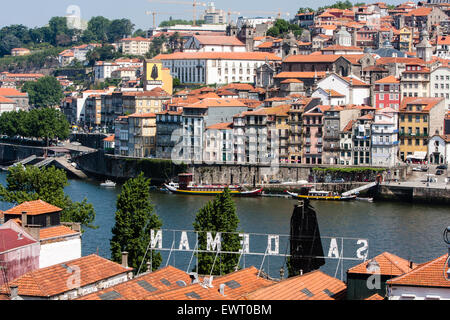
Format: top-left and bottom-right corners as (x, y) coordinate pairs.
(371, 107), (399, 167)
(430, 66), (450, 110)
(156, 52), (281, 85)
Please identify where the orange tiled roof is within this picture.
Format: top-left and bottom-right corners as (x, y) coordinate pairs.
(242, 270), (347, 300)
(39, 225), (80, 240)
(0, 96), (15, 103)
(387, 254), (450, 288)
(3, 200), (62, 216)
(366, 293), (385, 300)
(77, 265), (192, 300)
(148, 266), (275, 300)
(284, 54), (342, 63)
(0, 255), (132, 298)
(400, 97), (444, 112)
(206, 122), (233, 130)
(193, 35), (244, 46)
(375, 75), (399, 84)
(186, 98), (247, 109)
(221, 83), (255, 91)
(0, 88), (28, 97)
(348, 252), (416, 276)
(103, 135), (115, 142)
(322, 45), (363, 52)
(343, 119), (355, 132)
(281, 78), (303, 84)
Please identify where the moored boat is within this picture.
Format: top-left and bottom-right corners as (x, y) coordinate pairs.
(164, 173), (262, 196)
(285, 190), (356, 201)
(100, 180), (116, 187)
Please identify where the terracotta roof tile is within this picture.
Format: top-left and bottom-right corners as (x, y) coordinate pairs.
(242, 270), (347, 300)
(77, 265), (192, 300)
(0, 255), (132, 298)
(3, 200), (62, 216)
(375, 75), (399, 84)
(366, 293), (385, 300)
(348, 252), (416, 276)
(387, 254), (450, 288)
(274, 71), (326, 79)
(147, 266), (275, 300)
(39, 225), (80, 241)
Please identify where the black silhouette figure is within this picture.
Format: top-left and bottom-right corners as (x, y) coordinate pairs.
(151, 64), (159, 80)
(289, 200), (325, 275)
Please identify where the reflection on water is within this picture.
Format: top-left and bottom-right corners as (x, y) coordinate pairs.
(1, 173), (448, 280)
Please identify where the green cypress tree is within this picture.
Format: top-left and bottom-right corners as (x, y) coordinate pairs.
(110, 173), (163, 272)
(193, 188), (241, 275)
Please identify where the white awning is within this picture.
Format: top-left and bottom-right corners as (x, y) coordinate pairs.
(406, 151), (427, 160)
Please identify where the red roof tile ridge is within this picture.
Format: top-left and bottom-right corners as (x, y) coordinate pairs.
(387, 253), (448, 285)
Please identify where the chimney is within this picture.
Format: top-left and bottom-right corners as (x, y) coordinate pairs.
(189, 272), (199, 284)
(121, 251), (128, 268)
(146, 261), (152, 273)
(21, 211), (27, 227)
(219, 283), (226, 296)
(9, 285), (19, 300)
(409, 261), (413, 269)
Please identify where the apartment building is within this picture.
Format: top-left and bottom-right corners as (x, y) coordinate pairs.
(373, 75), (401, 110)
(119, 37), (151, 56)
(180, 98), (248, 163)
(400, 64), (430, 99)
(204, 122), (234, 163)
(155, 52), (281, 85)
(430, 66), (450, 110)
(302, 105), (326, 165)
(352, 114), (374, 166)
(155, 110), (183, 160)
(371, 107), (399, 167)
(322, 106), (342, 165)
(398, 97), (446, 162)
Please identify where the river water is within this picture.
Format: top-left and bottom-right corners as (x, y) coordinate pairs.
(1, 173), (448, 280)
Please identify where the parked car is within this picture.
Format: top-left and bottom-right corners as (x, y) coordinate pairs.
(437, 164), (448, 170)
(269, 179), (281, 184)
(332, 178), (345, 183)
(421, 166), (429, 172)
(436, 169), (444, 175)
(412, 166), (422, 171)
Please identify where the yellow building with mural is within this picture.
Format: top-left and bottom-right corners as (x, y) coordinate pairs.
(144, 59), (173, 95)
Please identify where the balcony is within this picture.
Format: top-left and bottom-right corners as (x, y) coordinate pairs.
(323, 133), (340, 140)
(323, 146), (340, 152)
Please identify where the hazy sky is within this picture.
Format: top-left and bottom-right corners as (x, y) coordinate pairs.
(1, 0), (406, 30)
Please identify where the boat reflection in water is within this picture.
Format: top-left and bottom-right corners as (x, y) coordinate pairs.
(164, 173), (263, 196)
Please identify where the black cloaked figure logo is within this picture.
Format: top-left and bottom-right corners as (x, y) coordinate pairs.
(151, 64), (159, 80)
(288, 200), (325, 276)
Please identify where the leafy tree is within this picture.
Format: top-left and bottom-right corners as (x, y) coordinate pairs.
(107, 19), (135, 42)
(266, 19), (303, 38)
(48, 17), (72, 46)
(86, 44), (119, 66)
(297, 7), (315, 13)
(0, 34), (22, 57)
(193, 188), (241, 275)
(110, 173), (163, 272)
(133, 29), (147, 38)
(0, 108), (70, 145)
(159, 19), (205, 27)
(87, 16), (111, 42)
(0, 164), (97, 231)
(22, 76), (64, 108)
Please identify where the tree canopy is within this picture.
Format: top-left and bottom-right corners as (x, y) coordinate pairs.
(0, 164), (97, 231)
(266, 19), (303, 38)
(193, 188), (241, 276)
(22, 76), (64, 108)
(110, 173), (163, 272)
(0, 108), (70, 144)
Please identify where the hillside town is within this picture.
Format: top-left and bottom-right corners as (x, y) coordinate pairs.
(0, 0), (449, 305)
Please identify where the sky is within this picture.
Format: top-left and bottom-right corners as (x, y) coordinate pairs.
(1, 0), (407, 30)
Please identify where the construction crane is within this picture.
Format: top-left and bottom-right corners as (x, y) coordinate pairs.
(145, 11), (183, 29)
(147, 0), (207, 26)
